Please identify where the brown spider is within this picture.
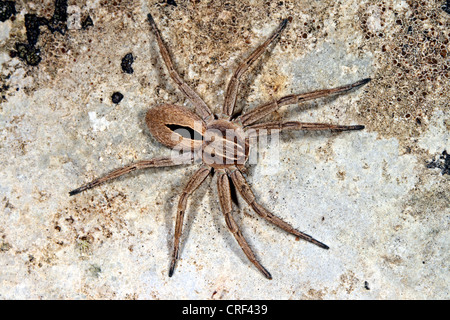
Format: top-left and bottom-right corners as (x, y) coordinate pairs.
(69, 13), (371, 279)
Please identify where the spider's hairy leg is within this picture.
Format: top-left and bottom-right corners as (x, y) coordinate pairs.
(228, 167), (329, 250)
(239, 78), (371, 127)
(147, 13), (213, 121)
(69, 153), (193, 196)
(245, 121), (365, 135)
(222, 18), (290, 118)
(217, 170), (272, 279)
(169, 165), (211, 277)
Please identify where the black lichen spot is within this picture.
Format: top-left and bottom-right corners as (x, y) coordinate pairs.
(15, 43), (41, 66)
(47, 0), (68, 35)
(0, 83), (8, 103)
(13, 0), (69, 66)
(52, 0), (67, 21)
(14, 13), (47, 66)
(111, 92), (124, 104)
(426, 150), (450, 175)
(1, 83), (9, 92)
(121, 53), (134, 74)
(25, 14), (48, 46)
(0, 1), (16, 22)
(167, 0), (177, 6)
(81, 15), (94, 30)
(442, 0), (450, 14)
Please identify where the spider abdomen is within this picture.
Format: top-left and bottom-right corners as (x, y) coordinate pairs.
(146, 104), (206, 151)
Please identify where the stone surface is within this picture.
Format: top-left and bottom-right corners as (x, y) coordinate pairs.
(0, 0), (448, 299)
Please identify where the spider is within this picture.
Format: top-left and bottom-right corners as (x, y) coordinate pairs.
(69, 13), (371, 279)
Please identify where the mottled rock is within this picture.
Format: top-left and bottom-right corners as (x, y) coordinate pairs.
(0, 0), (448, 299)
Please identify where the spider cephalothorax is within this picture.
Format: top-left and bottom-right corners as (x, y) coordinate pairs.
(70, 13), (370, 279)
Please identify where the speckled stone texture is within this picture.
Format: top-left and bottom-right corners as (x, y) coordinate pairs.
(0, 0), (448, 299)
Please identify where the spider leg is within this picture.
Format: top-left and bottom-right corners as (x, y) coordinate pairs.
(245, 121), (365, 136)
(222, 18), (289, 118)
(169, 165), (211, 277)
(217, 169), (272, 279)
(228, 167), (329, 250)
(147, 13), (213, 121)
(238, 78), (371, 127)
(69, 153), (193, 196)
